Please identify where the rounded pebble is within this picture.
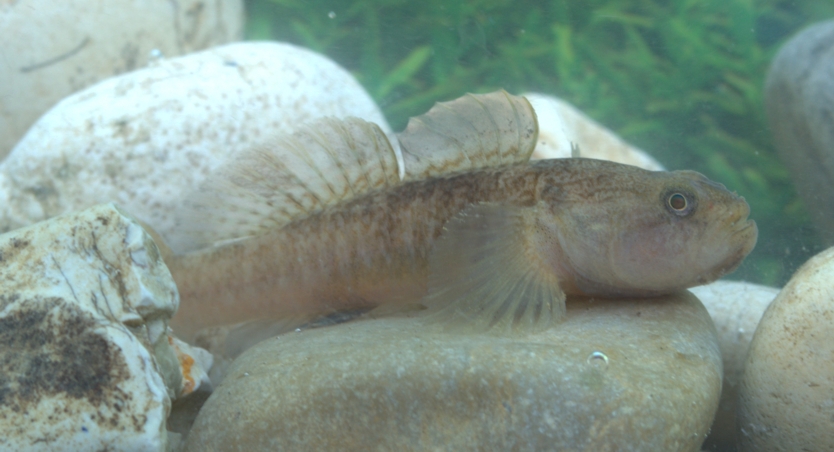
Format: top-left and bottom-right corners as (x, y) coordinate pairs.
(737, 247), (834, 450)
(765, 20), (834, 245)
(186, 292), (721, 451)
(689, 281), (779, 450)
(0, 0), (244, 158)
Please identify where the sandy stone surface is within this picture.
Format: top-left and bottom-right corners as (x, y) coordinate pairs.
(0, 0), (244, 158)
(186, 292), (721, 451)
(0, 42), (392, 252)
(737, 247), (834, 451)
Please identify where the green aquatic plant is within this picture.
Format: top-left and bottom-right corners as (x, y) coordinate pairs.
(245, 0), (833, 286)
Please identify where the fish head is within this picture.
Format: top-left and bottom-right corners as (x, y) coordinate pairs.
(540, 167), (758, 297)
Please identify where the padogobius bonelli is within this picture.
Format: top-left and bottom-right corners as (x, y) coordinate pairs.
(160, 91), (758, 349)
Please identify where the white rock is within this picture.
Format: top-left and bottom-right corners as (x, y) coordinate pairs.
(524, 93), (664, 170)
(0, 42), (392, 252)
(0, 0), (244, 158)
(689, 281), (779, 450)
(0, 203), (181, 451)
(738, 247), (834, 450)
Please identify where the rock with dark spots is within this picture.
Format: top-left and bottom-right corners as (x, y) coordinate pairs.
(0, 41), (393, 253)
(186, 292), (722, 452)
(737, 247), (834, 451)
(0, 203), (203, 451)
(0, 0), (244, 159)
(765, 20), (834, 245)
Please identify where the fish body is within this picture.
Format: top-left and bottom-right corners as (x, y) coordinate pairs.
(167, 157), (757, 339)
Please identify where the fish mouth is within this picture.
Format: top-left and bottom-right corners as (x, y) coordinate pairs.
(695, 205), (758, 285)
(724, 196), (755, 236)
(732, 218), (757, 238)
(707, 219), (757, 282)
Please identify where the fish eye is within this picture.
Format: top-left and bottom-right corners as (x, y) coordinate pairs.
(665, 191), (695, 216)
(668, 193), (687, 211)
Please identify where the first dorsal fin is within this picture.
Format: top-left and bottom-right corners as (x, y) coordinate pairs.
(398, 90), (539, 180)
(168, 91), (538, 254)
(421, 203), (566, 336)
(168, 117), (399, 253)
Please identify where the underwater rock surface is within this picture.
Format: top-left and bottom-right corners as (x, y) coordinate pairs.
(186, 292), (721, 452)
(524, 93), (664, 170)
(737, 247), (834, 451)
(689, 281), (779, 451)
(0, 203), (197, 451)
(0, 41), (392, 251)
(0, 0), (244, 159)
(765, 19), (834, 245)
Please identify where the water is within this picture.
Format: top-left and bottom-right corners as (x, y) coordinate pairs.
(243, 4), (833, 451)
(247, 0), (834, 288)
(4, 0), (834, 451)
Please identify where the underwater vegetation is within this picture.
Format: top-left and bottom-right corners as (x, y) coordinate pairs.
(245, 0), (834, 286)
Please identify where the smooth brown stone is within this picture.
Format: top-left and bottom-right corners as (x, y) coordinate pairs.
(186, 292), (721, 451)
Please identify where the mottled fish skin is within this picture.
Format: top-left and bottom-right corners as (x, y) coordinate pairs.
(167, 158), (757, 339)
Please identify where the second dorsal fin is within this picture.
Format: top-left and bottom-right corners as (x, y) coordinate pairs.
(398, 90), (539, 180)
(169, 117), (399, 253)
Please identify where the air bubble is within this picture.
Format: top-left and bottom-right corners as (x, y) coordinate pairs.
(328, 11), (336, 19)
(586, 351), (609, 368)
(148, 49), (165, 67)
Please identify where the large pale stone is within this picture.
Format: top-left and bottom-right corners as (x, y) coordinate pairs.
(0, 203), (184, 451)
(765, 20), (834, 245)
(0, 0), (244, 158)
(186, 292), (721, 451)
(737, 247), (834, 451)
(0, 42), (392, 252)
(690, 281), (779, 451)
(524, 93), (664, 170)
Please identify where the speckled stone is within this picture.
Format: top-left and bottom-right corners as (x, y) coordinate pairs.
(765, 20), (834, 245)
(0, 203), (182, 451)
(737, 247), (834, 451)
(0, 41), (392, 252)
(689, 281), (779, 451)
(186, 292), (722, 451)
(524, 93), (664, 170)
(0, 0), (244, 158)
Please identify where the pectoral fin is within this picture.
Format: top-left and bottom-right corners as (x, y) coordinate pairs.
(422, 203), (566, 335)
